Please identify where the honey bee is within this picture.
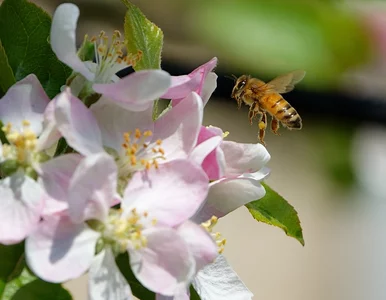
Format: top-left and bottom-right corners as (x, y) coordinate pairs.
(231, 70), (306, 146)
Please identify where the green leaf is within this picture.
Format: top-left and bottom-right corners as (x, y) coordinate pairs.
(121, 0), (164, 71)
(0, 0), (71, 99)
(0, 40), (16, 94)
(246, 183), (304, 246)
(0, 243), (24, 297)
(10, 278), (72, 300)
(2, 268), (36, 300)
(189, 285), (201, 300)
(116, 252), (155, 300)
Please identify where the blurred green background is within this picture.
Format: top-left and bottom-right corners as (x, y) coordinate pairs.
(23, 0), (386, 299)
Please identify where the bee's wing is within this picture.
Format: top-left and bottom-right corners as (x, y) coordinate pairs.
(264, 70), (306, 94)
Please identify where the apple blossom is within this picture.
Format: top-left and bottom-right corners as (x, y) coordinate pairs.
(26, 153), (217, 298)
(0, 75), (61, 244)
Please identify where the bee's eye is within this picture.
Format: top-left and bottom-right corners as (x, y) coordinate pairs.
(237, 80), (246, 89)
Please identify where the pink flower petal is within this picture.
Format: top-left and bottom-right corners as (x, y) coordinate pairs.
(51, 3), (95, 81)
(177, 221), (218, 272)
(130, 228), (195, 296)
(221, 142), (270, 177)
(123, 159), (209, 227)
(38, 153), (83, 216)
(162, 57), (218, 106)
(36, 99), (61, 151)
(93, 70), (171, 111)
(89, 247), (133, 300)
(90, 97), (153, 153)
(193, 255), (253, 300)
(192, 174), (268, 223)
(154, 92), (203, 161)
(0, 173), (44, 244)
(68, 153), (117, 223)
(54, 88), (104, 156)
(0, 74), (49, 135)
(25, 215), (99, 283)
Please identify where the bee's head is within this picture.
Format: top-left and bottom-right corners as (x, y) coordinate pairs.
(231, 75), (249, 100)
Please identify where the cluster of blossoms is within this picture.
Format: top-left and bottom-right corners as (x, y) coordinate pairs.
(0, 3), (271, 300)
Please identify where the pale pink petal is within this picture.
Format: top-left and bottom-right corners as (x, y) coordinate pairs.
(93, 70), (171, 111)
(25, 215), (99, 283)
(37, 153), (82, 216)
(90, 97), (153, 153)
(161, 73), (202, 99)
(89, 247), (133, 300)
(156, 288), (189, 300)
(177, 221), (218, 272)
(123, 160), (209, 226)
(201, 72), (218, 106)
(193, 255), (253, 300)
(54, 88), (104, 155)
(0, 173), (44, 244)
(0, 74), (49, 135)
(221, 142), (270, 177)
(154, 92), (203, 160)
(192, 175), (267, 223)
(36, 99), (61, 151)
(68, 153), (117, 223)
(51, 3), (95, 81)
(163, 57), (218, 106)
(130, 228), (195, 296)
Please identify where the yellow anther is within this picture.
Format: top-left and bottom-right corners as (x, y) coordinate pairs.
(151, 219), (157, 226)
(156, 139), (162, 145)
(143, 211), (148, 218)
(130, 155), (137, 166)
(135, 129), (141, 139)
(223, 131), (230, 138)
(158, 147), (165, 155)
(144, 130), (152, 137)
(143, 143), (148, 148)
(99, 30), (106, 37)
(145, 162), (151, 170)
(153, 160), (159, 169)
(114, 30), (121, 38)
(22, 120), (30, 126)
(90, 36), (97, 42)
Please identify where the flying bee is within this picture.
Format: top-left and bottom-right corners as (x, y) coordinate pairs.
(231, 70), (306, 146)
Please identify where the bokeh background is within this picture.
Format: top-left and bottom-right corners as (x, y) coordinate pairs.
(31, 0), (386, 299)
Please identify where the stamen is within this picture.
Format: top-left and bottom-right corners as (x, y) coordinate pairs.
(202, 216), (227, 254)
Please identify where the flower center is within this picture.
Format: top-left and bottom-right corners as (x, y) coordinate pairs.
(202, 216), (227, 254)
(1, 120), (38, 165)
(90, 30), (142, 83)
(117, 129), (166, 179)
(103, 208), (156, 254)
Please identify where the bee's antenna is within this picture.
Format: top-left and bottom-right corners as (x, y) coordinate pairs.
(225, 74), (238, 82)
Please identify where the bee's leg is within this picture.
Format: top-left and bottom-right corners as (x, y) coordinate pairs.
(258, 112), (267, 146)
(248, 102), (260, 125)
(237, 97), (242, 110)
(271, 118), (281, 136)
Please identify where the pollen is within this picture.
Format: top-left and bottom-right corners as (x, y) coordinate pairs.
(202, 216), (227, 254)
(120, 129), (166, 174)
(90, 30), (143, 83)
(104, 208), (156, 253)
(1, 121), (38, 165)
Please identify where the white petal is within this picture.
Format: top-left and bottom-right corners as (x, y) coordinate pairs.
(221, 142), (270, 177)
(201, 72), (218, 106)
(51, 3), (95, 81)
(190, 136), (222, 166)
(0, 74), (49, 135)
(90, 97), (153, 153)
(193, 255), (253, 300)
(36, 97), (61, 151)
(89, 247), (133, 300)
(192, 177), (266, 223)
(68, 153), (117, 223)
(54, 88), (104, 155)
(26, 215), (99, 283)
(0, 173), (44, 244)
